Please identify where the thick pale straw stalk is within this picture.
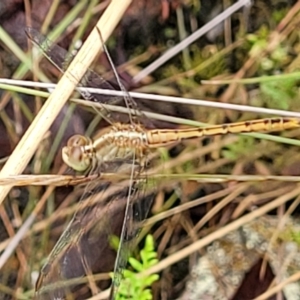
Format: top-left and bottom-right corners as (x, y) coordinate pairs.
(0, 0), (132, 204)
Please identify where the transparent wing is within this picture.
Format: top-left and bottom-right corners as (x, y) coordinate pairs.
(35, 181), (129, 299)
(110, 179), (154, 300)
(25, 27), (129, 123)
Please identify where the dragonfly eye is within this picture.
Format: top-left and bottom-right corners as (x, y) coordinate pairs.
(62, 143), (92, 172)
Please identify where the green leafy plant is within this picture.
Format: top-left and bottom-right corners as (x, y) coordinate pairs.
(114, 235), (159, 300)
(260, 78), (296, 110)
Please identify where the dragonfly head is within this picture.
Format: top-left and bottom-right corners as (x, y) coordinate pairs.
(62, 135), (92, 172)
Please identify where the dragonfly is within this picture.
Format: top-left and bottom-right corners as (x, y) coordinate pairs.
(26, 28), (300, 299)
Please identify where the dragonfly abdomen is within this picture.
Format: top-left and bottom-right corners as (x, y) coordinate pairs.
(145, 118), (300, 147)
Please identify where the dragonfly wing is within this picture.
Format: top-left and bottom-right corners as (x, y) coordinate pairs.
(25, 28), (124, 109)
(110, 178), (154, 299)
(35, 182), (131, 299)
(25, 27), (155, 127)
